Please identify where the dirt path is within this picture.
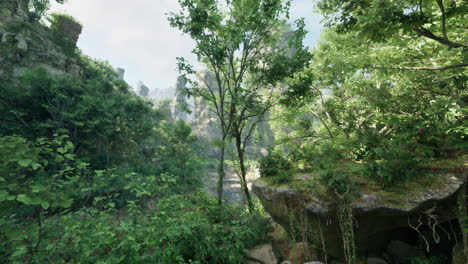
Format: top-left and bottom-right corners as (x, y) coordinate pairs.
(204, 166), (260, 205)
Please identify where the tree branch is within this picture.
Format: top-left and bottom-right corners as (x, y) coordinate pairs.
(369, 63), (467, 71)
(435, 0), (448, 40)
(413, 27), (466, 49)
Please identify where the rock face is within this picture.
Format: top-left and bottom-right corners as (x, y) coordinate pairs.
(191, 71), (221, 140)
(136, 81), (149, 97)
(55, 16), (82, 44)
(0, 0), (83, 80)
(117, 68), (125, 80)
(253, 170), (466, 260)
(172, 75), (188, 121)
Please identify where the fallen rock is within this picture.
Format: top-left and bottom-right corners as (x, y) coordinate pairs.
(247, 243), (278, 264)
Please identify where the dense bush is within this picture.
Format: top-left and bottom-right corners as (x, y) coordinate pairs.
(0, 61), (206, 263)
(1, 193), (269, 264)
(258, 148), (292, 177)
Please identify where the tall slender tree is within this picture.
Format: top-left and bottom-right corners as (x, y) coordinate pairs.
(168, 0), (309, 209)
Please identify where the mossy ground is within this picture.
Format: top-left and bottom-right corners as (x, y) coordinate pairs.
(258, 154), (467, 206)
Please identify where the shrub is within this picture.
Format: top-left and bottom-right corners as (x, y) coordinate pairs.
(1, 193), (270, 264)
(258, 148), (292, 177)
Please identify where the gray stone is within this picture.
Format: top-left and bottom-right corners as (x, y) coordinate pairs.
(172, 75), (188, 120)
(280, 261), (293, 264)
(15, 34), (28, 54)
(117, 68), (125, 80)
(136, 81), (149, 97)
(247, 244), (278, 264)
(366, 257), (387, 264)
(303, 262), (325, 264)
(56, 16), (82, 44)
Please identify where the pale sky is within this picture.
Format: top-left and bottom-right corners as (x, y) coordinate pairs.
(50, 0), (322, 90)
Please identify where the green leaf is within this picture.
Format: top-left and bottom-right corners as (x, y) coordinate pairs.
(31, 162), (41, 170)
(32, 185), (46, 193)
(66, 141), (74, 149)
(0, 190), (8, 201)
(17, 194), (32, 205)
(55, 155), (65, 162)
(94, 196), (106, 202)
(30, 197), (41, 205)
(41, 200), (50, 209)
(61, 199), (73, 208)
(57, 147), (67, 154)
(18, 159), (32, 167)
(11, 246), (28, 258)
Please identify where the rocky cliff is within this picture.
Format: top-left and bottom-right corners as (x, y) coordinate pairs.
(0, 0), (83, 81)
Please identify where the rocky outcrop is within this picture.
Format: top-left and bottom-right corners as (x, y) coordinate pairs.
(0, 0), (83, 80)
(191, 71), (221, 141)
(55, 15), (82, 44)
(136, 81), (149, 97)
(172, 75), (188, 121)
(117, 68), (125, 80)
(253, 169), (467, 260)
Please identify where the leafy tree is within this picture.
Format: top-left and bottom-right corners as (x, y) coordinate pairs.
(316, 0), (467, 69)
(168, 0), (310, 210)
(29, 0), (67, 21)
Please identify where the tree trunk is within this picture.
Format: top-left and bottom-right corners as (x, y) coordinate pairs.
(235, 135), (254, 213)
(217, 137), (226, 207)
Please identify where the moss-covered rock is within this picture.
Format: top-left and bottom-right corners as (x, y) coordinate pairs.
(253, 157), (467, 260)
(0, 0), (83, 81)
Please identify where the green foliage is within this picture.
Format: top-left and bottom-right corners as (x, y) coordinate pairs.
(277, 0), (466, 187)
(29, 0), (66, 21)
(258, 148), (292, 178)
(0, 56), (205, 262)
(1, 193), (269, 264)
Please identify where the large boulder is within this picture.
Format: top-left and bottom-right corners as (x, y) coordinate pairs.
(253, 166), (466, 260)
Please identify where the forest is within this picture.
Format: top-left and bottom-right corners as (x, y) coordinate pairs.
(0, 0), (466, 263)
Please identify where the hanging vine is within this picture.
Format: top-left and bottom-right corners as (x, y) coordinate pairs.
(456, 167), (467, 261)
(336, 189), (356, 264)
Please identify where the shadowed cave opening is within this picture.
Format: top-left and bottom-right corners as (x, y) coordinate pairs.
(380, 219), (462, 263)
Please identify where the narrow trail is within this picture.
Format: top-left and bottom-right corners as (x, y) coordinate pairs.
(204, 166), (260, 205)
